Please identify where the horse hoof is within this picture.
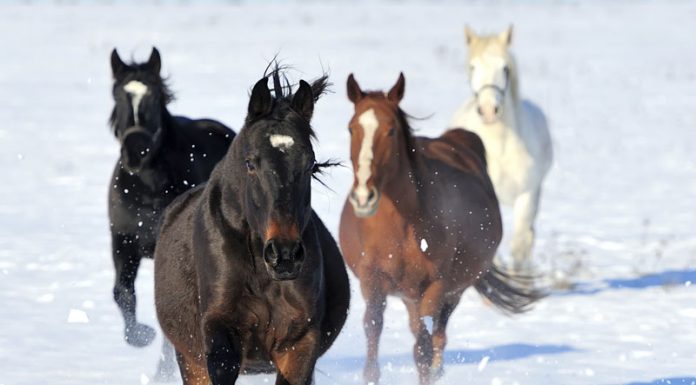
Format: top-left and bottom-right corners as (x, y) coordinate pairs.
(153, 363), (177, 383)
(430, 365), (444, 381)
(125, 323), (156, 347)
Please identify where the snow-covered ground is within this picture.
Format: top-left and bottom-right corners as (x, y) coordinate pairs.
(1, 2), (695, 385)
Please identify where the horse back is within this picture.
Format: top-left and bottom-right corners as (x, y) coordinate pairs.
(419, 128), (488, 180)
(173, 116), (235, 161)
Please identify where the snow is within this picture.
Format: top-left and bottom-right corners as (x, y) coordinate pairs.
(0, 2), (695, 385)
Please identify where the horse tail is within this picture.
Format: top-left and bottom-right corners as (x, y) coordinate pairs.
(474, 264), (546, 314)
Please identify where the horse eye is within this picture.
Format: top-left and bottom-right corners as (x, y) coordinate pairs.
(388, 128), (395, 137)
(309, 160), (318, 173)
(245, 159), (256, 172)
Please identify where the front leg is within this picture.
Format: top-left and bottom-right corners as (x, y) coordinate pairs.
(203, 317), (241, 385)
(273, 328), (321, 385)
(111, 233), (155, 347)
(510, 189), (541, 273)
(361, 281), (387, 385)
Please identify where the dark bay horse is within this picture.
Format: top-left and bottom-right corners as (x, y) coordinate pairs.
(339, 73), (542, 385)
(154, 70), (350, 385)
(108, 47), (234, 350)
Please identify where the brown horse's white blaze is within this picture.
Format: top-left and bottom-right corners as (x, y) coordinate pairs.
(349, 108), (381, 216)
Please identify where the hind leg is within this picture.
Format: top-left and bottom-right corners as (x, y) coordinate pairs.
(510, 189), (540, 273)
(112, 233), (155, 347)
(176, 351), (210, 385)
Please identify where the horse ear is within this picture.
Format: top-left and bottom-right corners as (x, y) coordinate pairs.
(291, 80), (314, 122)
(346, 73), (364, 104)
(146, 47), (162, 74)
(248, 77), (273, 120)
(387, 72), (405, 103)
(464, 26), (477, 45)
(110, 49), (127, 77)
(499, 25), (513, 46)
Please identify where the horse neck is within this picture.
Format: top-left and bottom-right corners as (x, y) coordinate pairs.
(503, 55), (522, 126)
(380, 135), (423, 213)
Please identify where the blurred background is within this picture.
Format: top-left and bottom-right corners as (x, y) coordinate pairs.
(0, 1), (695, 384)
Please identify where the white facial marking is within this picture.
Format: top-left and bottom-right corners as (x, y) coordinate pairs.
(355, 108), (379, 205)
(123, 80), (148, 126)
(420, 238), (429, 252)
(269, 134), (295, 152)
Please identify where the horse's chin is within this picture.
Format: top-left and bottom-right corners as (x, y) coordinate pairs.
(268, 269), (301, 281)
(351, 202), (379, 218)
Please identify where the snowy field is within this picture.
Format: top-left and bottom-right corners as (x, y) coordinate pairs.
(1, 2), (696, 385)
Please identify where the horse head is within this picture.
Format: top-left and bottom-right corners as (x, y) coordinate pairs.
(236, 70), (331, 280)
(345, 73), (416, 217)
(465, 25), (517, 124)
(109, 47), (173, 173)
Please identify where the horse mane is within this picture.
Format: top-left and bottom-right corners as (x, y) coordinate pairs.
(358, 91), (419, 175)
(108, 61), (175, 135)
(252, 63), (330, 139)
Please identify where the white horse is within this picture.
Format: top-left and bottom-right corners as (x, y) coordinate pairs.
(449, 25), (553, 273)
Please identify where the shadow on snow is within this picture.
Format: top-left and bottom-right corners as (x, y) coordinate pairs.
(558, 269), (696, 296)
(617, 377), (696, 385)
(319, 343), (576, 372)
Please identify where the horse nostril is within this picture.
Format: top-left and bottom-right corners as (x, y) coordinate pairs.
(477, 106), (483, 116)
(294, 242), (305, 262)
(494, 106), (499, 115)
(263, 240), (279, 266)
(368, 188), (376, 202)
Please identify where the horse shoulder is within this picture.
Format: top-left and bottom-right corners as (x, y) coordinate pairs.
(518, 100), (553, 172)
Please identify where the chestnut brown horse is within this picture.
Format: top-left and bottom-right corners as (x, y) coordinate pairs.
(339, 73), (542, 385)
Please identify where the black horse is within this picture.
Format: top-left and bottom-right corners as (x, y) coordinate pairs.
(108, 47), (234, 349)
(154, 70), (350, 385)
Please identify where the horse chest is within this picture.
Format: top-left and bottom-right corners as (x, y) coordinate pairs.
(235, 286), (315, 356)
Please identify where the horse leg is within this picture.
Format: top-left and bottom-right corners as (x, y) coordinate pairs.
(361, 282), (386, 385)
(273, 329), (321, 385)
(154, 338), (178, 382)
(430, 301), (457, 379)
(112, 233), (155, 347)
(405, 299), (433, 385)
(407, 282), (446, 385)
(203, 318), (241, 385)
(176, 351), (210, 385)
(510, 189), (541, 273)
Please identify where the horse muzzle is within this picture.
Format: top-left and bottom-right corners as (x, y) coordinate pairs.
(263, 239), (305, 281)
(120, 126), (159, 173)
(349, 186), (380, 218)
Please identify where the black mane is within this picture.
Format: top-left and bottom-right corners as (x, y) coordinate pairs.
(244, 65), (330, 140)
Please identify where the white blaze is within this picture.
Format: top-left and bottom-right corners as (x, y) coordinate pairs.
(123, 80), (148, 126)
(269, 134), (295, 151)
(355, 108), (379, 205)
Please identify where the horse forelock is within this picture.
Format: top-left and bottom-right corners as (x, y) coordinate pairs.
(109, 69), (174, 134)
